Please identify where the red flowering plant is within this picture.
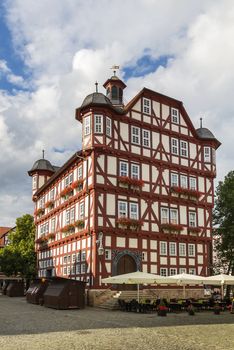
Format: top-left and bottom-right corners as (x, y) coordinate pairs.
(171, 186), (201, 199)
(118, 176), (144, 188)
(45, 200), (54, 209)
(46, 232), (55, 239)
(188, 227), (201, 234)
(61, 224), (75, 233)
(35, 236), (48, 244)
(60, 186), (73, 198)
(71, 179), (83, 190)
(157, 300), (168, 316)
(161, 223), (184, 233)
(116, 217), (143, 230)
(34, 208), (45, 216)
(74, 220), (85, 228)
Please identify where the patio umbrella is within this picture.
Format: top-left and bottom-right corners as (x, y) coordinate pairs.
(205, 274), (234, 298)
(164, 273), (207, 298)
(102, 271), (169, 302)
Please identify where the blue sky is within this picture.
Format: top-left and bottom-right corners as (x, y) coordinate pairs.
(0, 0), (234, 226)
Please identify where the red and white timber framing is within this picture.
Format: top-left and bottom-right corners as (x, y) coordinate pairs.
(31, 85), (220, 289)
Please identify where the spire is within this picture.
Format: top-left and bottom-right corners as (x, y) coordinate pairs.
(42, 149), (45, 159)
(200, 117), (203, 128)
(95, 81), (98, 93)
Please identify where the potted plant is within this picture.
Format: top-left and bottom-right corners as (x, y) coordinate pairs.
(157, 301), (168, 316)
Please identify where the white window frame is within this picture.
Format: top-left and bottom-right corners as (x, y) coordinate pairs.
(169, 242), (176, 256)
(76, 264), (81, 274)
(118, 201), (127, 218)
(170, 209), (178, 224)
(70, 207), (75, 224)
(170, 268), (177, 276)
(131, 163), (140, 179)
(171, 173), (179, 187)
(179, 268), (187, 274)
(33, 175), (37, 190)
(106, 117), (112, 137)
(204, 147), (211, 162)
(160, 268), (168, 276)
(81, 263), (86, 274)
(171, 138), (179, 155)
(180, 140), (188, 157)
(130, 202), (138, 220)
(79, 202), (84, 219)
(84, 115), (91, 136)
(188, 243), (195, 257)
(189, 268), (196, 275)
(81, 251), (86, 261)
(143, 98), (151, 114)
(78, 165), (83, 180)
(189, 212), (196, 227)
(65, 176), (69, 188)
(119, 161), (128, 177)
(180, 174), (188, 188)
(51, 218), (55, 233)
(160, 241), (167, 256)
(179, 243), (186, 256)
(189, 177), (197, 190)
(66, 210), (70, 225)
(161, 208), (169, 224)
(94, 114), (103, 134)
(143, 129), (150, 148)
(171, 108), (179, 124)
(69, 173), (73, 184)
(131, 126), (140, 145)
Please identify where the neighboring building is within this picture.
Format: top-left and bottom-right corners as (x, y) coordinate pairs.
(28, 73), (220, 289)
(0, 227), (13, 249)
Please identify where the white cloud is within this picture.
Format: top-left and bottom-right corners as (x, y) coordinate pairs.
(1, 0), (234, 224)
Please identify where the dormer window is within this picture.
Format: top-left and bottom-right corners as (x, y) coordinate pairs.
(143, 98), (151, 114)
(171, 108), (179, 124)
(94, 115), (103, 133)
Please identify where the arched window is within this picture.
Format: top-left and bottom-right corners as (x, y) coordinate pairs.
(112, 86), (118, 99)
(119, 88), (123, 102)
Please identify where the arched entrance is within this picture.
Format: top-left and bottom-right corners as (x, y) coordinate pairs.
(116, 254), (137, 290)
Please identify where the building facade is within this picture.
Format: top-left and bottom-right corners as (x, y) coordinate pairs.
(29, 74), (220, 288)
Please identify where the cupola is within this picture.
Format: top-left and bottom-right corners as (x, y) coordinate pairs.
(103, 68), (126, 106)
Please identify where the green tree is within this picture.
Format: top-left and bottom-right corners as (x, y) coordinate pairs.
(0, 214), (36, 280)
(213, 171), (234, 275)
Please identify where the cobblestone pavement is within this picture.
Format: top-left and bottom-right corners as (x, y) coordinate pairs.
(0, 295), (234, 350)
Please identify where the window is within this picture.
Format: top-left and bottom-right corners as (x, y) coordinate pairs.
(170, 268), (177, 276)
(189, 177), (197, 190)
(33, 176), (37, 190)
(72, 254), (76, 263)
(63, 267), (67, 275)
(161, 208), (169, 224)
(84, 115), (91, 136)
(71, 266), (75, 275)
(179, 243), (186, 256)
(160, 241), (167, 255)
(51, 218), (55, 233)
(66, 210), (70, 225)
(76, 251), (81, 262)
(160, 268), (167, 276)
(106, 117), (112, 137)
(105, 249), (111, 260)
(78, 165), (83, 180)
(118, 201), (127, 218)
(179, 268), (186, 274)
(143, 129), (150, 147)
(130, 203), (138, 220)
(171, 173), (179, 187)
(143, 98), (151, 114)
(94, 114), (103, 133)
(80, 202), (84, 219)
(81, 251), (86, 261)
(69, 173), (73, 184)
(63, 256), (67, 264)
(188, 244), (195, 257)
(67, 255), (71, 263)
(169, 242), (176, 256)
(65, 176), (69, 188)
(120, 161), (128, 177)
(189, 212), (196, 227)
(67, 266), (71, 275)
(81, 264), (86, 274)
(204, 147), (211, 162)
(180, 174), (188, 188)
(76, 264), (81, 274)
(171, 108), (179, 124)
(180, 141), (188, 157)
(189, 268), (196, 275)
(70, 207), (75, 224)
(131, 164), (139, 179)
(50, 189), (54, 200)
(170, 209), (178, 224)
(131, 126), (140, 145)
(171, 138), (179, 155)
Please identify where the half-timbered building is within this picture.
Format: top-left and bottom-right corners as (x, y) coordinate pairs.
(28, 73), (220, 289)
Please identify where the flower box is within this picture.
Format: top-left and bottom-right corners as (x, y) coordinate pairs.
(74, 220), (85, 228)
(61, 224), (75, 233)
(188, 227), (201, 234)
(35, 236), (47, 244)
(34, 208), (45, 216)
(161, 223), (184, 233)
(118, 176), (144, 188)
(157, 305), (168, 316)
(47, 233), (55, 239)
(116, 217), (142, 230)
(171, 186), (201, 199)
(45, 200), (54, 209)
(71, 179), (83, 190)
(60, 186), (73, 198)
